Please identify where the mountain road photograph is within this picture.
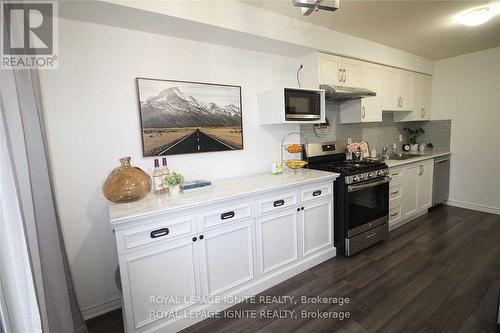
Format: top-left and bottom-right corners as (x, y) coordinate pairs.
(137, 78), (243, 156)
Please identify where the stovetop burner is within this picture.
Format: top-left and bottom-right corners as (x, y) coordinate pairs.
(309, 159), (386, 175)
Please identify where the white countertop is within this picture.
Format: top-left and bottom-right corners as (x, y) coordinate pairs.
(384, 151), (451, 168)
(109, 169), (339, 224)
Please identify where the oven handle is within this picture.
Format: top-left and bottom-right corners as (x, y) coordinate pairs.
(348, 177), (392, 192)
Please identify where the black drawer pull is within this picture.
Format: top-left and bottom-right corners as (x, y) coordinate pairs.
(221, 211), (235, 220)
(150, 228), (169, 239)
(390, 212), (399, 217)
(273, 199), (285, 207)
(312, 190), (322, 197)
(391, 191), (399, 195)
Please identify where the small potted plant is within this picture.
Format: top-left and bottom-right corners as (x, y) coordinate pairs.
(163, 171), (185, 195)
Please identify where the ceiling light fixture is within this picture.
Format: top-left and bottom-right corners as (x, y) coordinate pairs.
(455, 6), (499, 26)
(292, 0), (339, 16)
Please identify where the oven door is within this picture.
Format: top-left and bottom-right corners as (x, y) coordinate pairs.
(345, 176), (390, 237)
(284, 88), (321, 120)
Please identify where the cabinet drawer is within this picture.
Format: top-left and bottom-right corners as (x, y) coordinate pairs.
(389, 183), (402, 201)
(301, 183), (333, 203)
(389, 205), (402, 223)
(197, 201), (253, 231)
(256, 191), (298, 216)
(116, 214), (195, 254)
(389, 168), (404, 184)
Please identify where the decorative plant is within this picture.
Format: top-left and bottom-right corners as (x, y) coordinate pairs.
(164, 172), (185, 188)
(404, 128), (425, 144)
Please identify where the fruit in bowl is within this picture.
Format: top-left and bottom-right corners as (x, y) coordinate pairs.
(285, 160), (308, 169)
(286, 144), (303, 153)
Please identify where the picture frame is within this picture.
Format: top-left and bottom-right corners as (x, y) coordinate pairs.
(136, 78), (243, 156)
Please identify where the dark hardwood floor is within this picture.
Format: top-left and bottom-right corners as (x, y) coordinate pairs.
(86, 206), (500, 333)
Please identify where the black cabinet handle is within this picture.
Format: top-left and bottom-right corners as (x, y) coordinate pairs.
(221, 211), (235, 220)
(150, 228), (169, 239)
(273, 199), (285, 207)
(391, 191), (399, 195)
(312, 190), (322, 197)
(199, 235), (204, 240)
(301, 207), (304, 211)
(296, 208), (300, 212)
(192, 237), (197, 242)
(390, 212), (399, 217)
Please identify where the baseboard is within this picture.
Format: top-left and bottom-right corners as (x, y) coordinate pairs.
(82, 296), (122, 320)
(445, 200), (500, 216)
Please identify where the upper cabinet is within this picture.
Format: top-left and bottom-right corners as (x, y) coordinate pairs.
(340, 62), (383, 123)
(382, 68), (413, 111)
(319, 54), (362, 87)
(298, 52), (432, 124)
(393, 73), (432, 122)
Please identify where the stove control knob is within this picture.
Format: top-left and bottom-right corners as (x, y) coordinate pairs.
(352, 176), (358, 182)
(358, 175), (364, 180)
(367, 172), (374, 178)
(377, 170), (384, 176)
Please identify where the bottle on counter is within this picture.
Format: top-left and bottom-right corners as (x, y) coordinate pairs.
(161, 157), (170, 179)
(153, 159), (164, 194)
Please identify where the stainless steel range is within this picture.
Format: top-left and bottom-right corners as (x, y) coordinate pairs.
(306, 142), (390, 256)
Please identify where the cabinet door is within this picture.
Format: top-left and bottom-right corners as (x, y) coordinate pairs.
(256, 210), (298, 275)
(398, 70), (413, 111)
(360, 62), (382, 122)
(382, 67), (399, 110)
(421, 74), (432, 120)
(402, 164), (419, 218)
(417, 160), (434, 211)
(342, 58), (362, 87)
(198, 220), (255, 296)
(319, 54), (342, 85)
(120, 237), (200, 331)
(301, 199), (333, 258)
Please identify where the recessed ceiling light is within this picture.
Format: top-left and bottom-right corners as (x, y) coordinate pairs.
(456, 7), (498, 26)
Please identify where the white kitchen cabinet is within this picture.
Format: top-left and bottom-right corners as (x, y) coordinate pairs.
(198, 220), (255, 297)
(319, 53), (362, 87)
(301, 198), (333, 257)
(402, 164), (419, 218)
(111, 174), (336, 333)
(417, 159), (434, 210)
(382, 67), (413, 111)
(119, 236), (200, 332)
(394, 73), (432, 122)
(342, 58), (362, 87)
(340, 62), (383, 123)
(257, 209), (298, 275)
(319, 53), (342, 85)
(389, 158), (435, 230)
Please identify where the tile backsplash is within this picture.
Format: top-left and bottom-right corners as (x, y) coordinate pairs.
(300, 102), (451, 153)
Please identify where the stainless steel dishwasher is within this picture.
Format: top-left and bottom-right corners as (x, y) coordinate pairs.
(433, 155), (451, 206)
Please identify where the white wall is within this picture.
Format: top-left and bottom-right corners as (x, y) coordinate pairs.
(39, 18), (300, 317)
(431, 47), (500, 214)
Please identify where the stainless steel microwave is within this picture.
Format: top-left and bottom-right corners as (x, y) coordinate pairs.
(257, 87), (325, 124)
(284, 88), (323, 121)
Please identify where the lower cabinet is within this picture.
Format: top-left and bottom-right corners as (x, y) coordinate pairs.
(389, 158), (434, 230)
(257, 210), (298, 275)
(301, 199), (333, 257)
(417, 160), (434, 211)
(119, 236), (200, 331)
(198, 220), (255, 296)
(114, 180), (335, 332)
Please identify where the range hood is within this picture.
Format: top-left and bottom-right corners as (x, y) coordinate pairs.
(320, 84), (376, 102)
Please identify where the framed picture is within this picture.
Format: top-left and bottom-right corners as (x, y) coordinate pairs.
(136, 78), (243, 156)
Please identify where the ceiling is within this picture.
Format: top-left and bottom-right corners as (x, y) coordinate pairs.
(243, 0), (500, 60)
